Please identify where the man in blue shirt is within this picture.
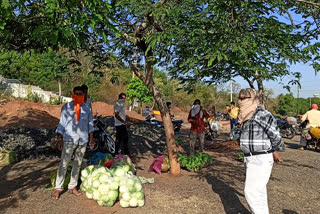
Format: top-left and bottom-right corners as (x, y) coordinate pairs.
(52, 86), (94, 200)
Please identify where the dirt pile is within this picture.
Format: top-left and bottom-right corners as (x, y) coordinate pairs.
(0, 128), (59, 161)
(0, 101), (62, 129)
(0, 101), (145, 129)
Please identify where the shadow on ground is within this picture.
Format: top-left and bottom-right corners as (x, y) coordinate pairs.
(0, 159), (59, 213)
(193, 157), (250, 214)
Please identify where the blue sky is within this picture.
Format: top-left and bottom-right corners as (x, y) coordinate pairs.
(233, 63), (319, 98)
(233, 10), (319, 98)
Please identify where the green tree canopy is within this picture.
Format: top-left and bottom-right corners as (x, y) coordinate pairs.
(126, 77), (153, 104)
(2, 0), (320, 175)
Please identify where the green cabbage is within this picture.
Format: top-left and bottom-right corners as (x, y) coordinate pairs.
(86, 192), (93, 199)
(138, 199), (145, 207)
(98, 183), (109, 193)
(108, 190), (118, 201)
(97, 200), (105, 207)
(129, 198), (138, 207)
(93, 190), (101, 201)
(120, 199), (129, 208)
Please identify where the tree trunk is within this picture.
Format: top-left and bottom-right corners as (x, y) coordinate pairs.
(257, 79), (265, 108)
(58, 79), (62, 96)
(130, 49), (181, 175)
(145, 56), (180, 175)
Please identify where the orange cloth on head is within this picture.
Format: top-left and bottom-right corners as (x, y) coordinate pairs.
(72, 92), (85, 122)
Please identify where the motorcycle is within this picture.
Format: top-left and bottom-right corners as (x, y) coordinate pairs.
(276, 116), (297, 139)
(303, 127), (320, 152)
(145, 114), (183, 132)
(306, 137), (320, 152)
(215, 113), (230, 121)
(91, 115), (116, 154)
(205, 117), (219, 141)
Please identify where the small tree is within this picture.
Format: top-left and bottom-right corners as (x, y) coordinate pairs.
(126, 77), (153, 108)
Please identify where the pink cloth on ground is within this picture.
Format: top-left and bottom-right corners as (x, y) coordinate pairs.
(148, 155), (165, 175)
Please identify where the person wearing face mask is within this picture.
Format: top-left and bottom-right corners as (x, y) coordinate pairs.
(187, 99), (209, 155)
(81, 84), (92, 111)
(114, 93), (130, 155)
(238, 88), (284, 214)
(166, 102), (174, 119)
(52, 86), (94, 200)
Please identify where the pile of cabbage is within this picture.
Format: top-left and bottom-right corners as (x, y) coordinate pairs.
(80, 164), (145, 208)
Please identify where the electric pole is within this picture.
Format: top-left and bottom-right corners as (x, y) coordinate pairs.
(297, 85), (299, 115)
(230, 80), (233, 102)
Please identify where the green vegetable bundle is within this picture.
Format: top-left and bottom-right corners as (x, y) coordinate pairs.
(177, 152), (213, 172)
(95, 154), (113, 166)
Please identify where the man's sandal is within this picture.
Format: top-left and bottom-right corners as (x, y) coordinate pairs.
(68, 187), (82, 196)
(52, 190), (62, 200)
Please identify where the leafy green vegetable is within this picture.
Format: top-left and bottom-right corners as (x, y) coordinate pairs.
(95, 154), (113, 166)
(175, 138), (185, 146)
(237, 153), (244, 162)
(178, 152), (213, 172)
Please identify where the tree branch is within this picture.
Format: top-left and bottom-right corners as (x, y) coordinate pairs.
(289, 0), (320, 8)
(282, 8), (298, 28)
(129, 62), (146, 82)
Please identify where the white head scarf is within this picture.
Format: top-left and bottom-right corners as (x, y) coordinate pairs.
(191, 104), (203, 118)
(238, 88), (260, 124)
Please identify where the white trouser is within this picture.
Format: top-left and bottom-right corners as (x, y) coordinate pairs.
(244, 153), (274, 214)
(55, 142), (87, 191)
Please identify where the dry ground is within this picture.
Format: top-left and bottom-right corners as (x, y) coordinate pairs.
(1, 135), (320, 214)
(1, 101), (319, 214)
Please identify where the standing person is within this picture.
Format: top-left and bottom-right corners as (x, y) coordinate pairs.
(224, 105), (230, 120)
(299, 104), (320, 150)
(52, 86), (94, 200)
(238, 88), (284, 214)
(81, 84), (92, 111)
(187, 99), (209, 155)
(229, 101), (239, 130)
(114, 93), (130, 155)
(166, 102), (174, 119)
(143, 106), (151, 117)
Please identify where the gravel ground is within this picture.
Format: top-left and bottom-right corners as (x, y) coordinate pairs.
(1, 135), (320, 214)
(0, 117), (168, 162)
(0, 128), (59, 161)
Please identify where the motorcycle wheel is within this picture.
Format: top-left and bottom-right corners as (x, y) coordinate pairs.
(88, 137), (99, 151)
(205, 133), (214, 141)
(205, 131), (217, 141)
(286, 128), (295, 139)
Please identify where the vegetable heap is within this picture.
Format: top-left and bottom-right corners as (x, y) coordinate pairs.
(94, 154), (113, 165)
(80, 164), (145, 208)
(177, 152), (213, 172)
(80, 165), (118, 207)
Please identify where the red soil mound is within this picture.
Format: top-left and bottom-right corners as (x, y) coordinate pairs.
(0, 100), (145, 129)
